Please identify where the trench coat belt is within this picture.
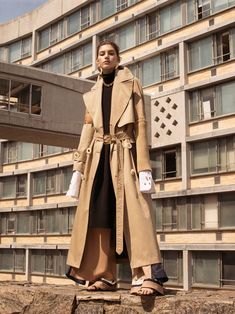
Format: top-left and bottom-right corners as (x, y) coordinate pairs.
(93, 132), (134, 254)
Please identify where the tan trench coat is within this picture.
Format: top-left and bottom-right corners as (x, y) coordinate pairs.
(67, 67), (161, 269)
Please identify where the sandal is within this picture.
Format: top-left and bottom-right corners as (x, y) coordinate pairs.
(87, 278), (117, 292)
(65, 267), (86, 285)
(137, 279), (164, 296)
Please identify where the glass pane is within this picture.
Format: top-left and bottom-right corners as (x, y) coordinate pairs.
(68, 207), (76, 233)
(117, 263), (132, 282)
(119, 23), (135, 51)
(226, 136), (235, 171)
(18, 142), (32, 161)
(22, 37), (32, 57)
(81, 6), (90, 29)
(67, 11), (80, 35)
(216, 81), (235, 116)
(31, 250), (45, 273)
(189, 36), (212, 71)
(222, 251), (235, 286)
(150, 150), (161, 180)
(191, 197), (202, 229)
(160, 2), (181, 34)
(220, 193), (235, 228)
(31, 85), (42, 115)
(0, 78), (9, 110)
(148, 11), (158, 40)
(190, 91), (199, 121)
(45, 250), (60, 275)
(16, 174), (27, 197)
(0, 249), (13, 271)
(141, 55), (160, 86)
(15, 249), (25, 272)
(10, 80), (30, 113)
(47, 145), (62, 155)
(0, 214), (7, 234)
(163, 251), (182, 284)
(9, 41), (21, 62)
(83, 42), (92, 66)
(7, 213), (16, 233)
(139, 17), (146, 43)
(39, 28), (50, 51)
(72, 48), (82, 71)
(17, 212), (30, 234)
(177, 198), (187, 230)
(100, 0), (115, 19)
(193, 251), (219, 285)
(187, 0), (196, 23)
(46, 209), (60, 233)
(33, 172), (46, 195)
(63, 167), (73, 192)
(212, 0), (228, 13)
(2, 176), (15, 198)
(51, 56), (64, 74)
(155, 200), (162, 230)
(46, 170), (56, 194)
(204, 194), (218, 229)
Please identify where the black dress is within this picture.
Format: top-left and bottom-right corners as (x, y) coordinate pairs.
(88, 71), (116, 229)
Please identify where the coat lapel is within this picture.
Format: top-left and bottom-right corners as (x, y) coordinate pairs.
(83, 78), (103, 130)
(110, 67), (134, 131)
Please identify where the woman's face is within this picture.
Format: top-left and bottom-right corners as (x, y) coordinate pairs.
(96, 44), (119, 74)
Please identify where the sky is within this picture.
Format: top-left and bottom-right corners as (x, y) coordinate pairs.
(0, 0), (48, 24)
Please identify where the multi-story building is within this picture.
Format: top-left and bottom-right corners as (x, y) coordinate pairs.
(0, 0), (235, 290)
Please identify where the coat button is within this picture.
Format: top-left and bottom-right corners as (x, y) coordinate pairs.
(74, 152), (80, 158)
(130, 169), (135, 176)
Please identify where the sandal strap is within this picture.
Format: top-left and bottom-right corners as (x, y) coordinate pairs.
(141, 279), (164, 295)
(100, 278), (117, 287)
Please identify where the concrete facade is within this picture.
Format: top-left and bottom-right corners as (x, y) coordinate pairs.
(0, 0), (235, 290)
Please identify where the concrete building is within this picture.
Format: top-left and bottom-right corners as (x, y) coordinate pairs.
(0, 0), (235, 290)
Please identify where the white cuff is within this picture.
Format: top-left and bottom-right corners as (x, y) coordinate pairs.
(139, 170), (156, 194)
(66, 171), (81, 199)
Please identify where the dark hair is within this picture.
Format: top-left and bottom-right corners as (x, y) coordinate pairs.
(96, 40), (120, 60)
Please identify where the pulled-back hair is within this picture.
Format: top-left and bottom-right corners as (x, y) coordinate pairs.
(96, 40), (120, 61)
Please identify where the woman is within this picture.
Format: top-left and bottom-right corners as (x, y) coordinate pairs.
(66, 40), (168, 295)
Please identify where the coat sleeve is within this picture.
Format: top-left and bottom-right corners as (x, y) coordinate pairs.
(133, 77), (152, 172)
(73, 110), (95, 174)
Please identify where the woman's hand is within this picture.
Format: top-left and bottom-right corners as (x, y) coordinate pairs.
(66, 171), (81, 199)
(139, 170), (156, 194)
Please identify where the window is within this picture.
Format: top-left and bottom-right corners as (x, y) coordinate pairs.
(17, 212), (30, 234)
(33, 169), (60, 196)
(219, 193), (235, 228)
(0, 249), (13, 271)
(188, 36), (213, 71)
(215, 29), (235, 64)
(155, 198), (188, 231)
(160, 2), (182, 34)
(1, 175), (27, 198)
(67, 11), (80, 36)
(190, 196), (204, 230)
(141, 55), (161, 87)
(191, 136), (235, 174)
(187, 0), (235, 23)
(30, 249), (68, 276)
(38, 21), (65, 51)
(8, 37), (32, 62)
(46, 209), (61, 233)
(161, 49), (179, 81)
(222, 251), (235, 286)
(150, 146), (181, 180)
(0, 78), (42, 115)
(138, 11), (159, 43)
(193, 251), (220, 286)
(101, 23), (135, 52)
(41, 42), (92, 74)
(0, 46), (7, 62)
(2, 142), (61, 164)
(162, 251), (183, 286)
(62, 167), (73, 192)
(61, 207), (76, 234)
(14, 249), (25, 272)
(189, 81), (235, 122)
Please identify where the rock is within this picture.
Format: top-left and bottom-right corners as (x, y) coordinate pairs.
(0, 282), (234, 314)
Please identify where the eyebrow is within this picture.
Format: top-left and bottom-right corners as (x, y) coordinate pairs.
(99, 49), (115, 53)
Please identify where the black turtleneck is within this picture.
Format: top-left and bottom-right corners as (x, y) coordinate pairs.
(102, 70), (115, 134)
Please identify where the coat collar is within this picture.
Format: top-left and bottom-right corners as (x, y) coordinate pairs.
(84, 67), (134, 133)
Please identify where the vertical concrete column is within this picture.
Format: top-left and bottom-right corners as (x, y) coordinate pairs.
(181, 141), (190, 190)
(27, 172), (33, 206)
(183, 250), (192, 291)
(0, 140), (3, 173)
(31, 30), (37, 62)
(25, 248), (30, 281)
(179, 41), (187, 87)
(92, 35), (97, 73)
